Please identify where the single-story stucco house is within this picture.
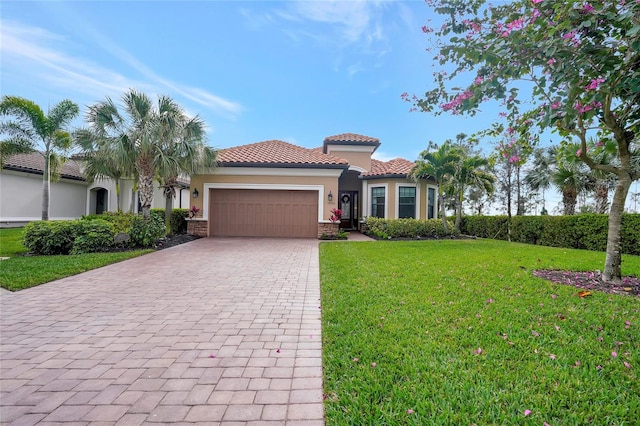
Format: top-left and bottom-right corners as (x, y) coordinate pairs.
(0, 153), (189, 227)
(187, 133), (438, 238)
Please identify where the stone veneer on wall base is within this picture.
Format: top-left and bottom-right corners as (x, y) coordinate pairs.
(187, 219), (208, 237)
(317, 222), (339, 238)
(188, 220), (338, 239)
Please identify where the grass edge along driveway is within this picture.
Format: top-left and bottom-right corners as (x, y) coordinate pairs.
(320, 239), (639, 425)
(0, 228), (152, 291)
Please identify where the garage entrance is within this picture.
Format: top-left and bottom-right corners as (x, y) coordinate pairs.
(209, 189), (318, 238)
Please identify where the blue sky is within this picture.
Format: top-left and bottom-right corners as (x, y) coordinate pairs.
(1, 0), (507, 163)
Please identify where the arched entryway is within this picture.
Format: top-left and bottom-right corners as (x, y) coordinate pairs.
(89, 187), (108, 214)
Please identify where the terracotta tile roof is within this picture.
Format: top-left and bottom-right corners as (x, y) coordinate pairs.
(2, 152), (85, 180)
(217, 140), (349, 168)
(322, 133), (381, 154)
(362, 158), (416, 178)
(323, 133), (380, 144)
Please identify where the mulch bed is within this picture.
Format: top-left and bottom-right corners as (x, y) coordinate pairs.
(154, 234), (201, 250)
(532, 269), (640, 297)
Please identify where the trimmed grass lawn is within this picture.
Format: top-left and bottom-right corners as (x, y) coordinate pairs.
(0, 228), (152, 291)
(320, 239), (639, 425)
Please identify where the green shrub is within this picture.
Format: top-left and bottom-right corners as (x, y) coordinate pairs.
(463, 216), (509, 240)
(130, 211), (165, 247)
(538, 216), (581, 248)
(364, 217), (459, 239)
(70, 220), (115, 254)
(621, 214), (640, 256)
(170, 209), (189, 235)
(510, 215), (543, 244)
(461, 213), (640, 255)
(82, 211), (135, 233)
(23, 221), (76, 255)
(150, 208), (188, 235)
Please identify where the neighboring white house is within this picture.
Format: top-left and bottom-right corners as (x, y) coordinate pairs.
(0, 153), (190, 228)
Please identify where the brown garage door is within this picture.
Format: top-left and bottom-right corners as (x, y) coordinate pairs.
(209, 189), (318, 238)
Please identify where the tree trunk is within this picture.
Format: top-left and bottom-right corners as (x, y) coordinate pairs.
(41, 151), (50, 221)
(439, 192), (449, 232)
(115, 179), (121, 212)
(562, 186), (577, 215)
(594, 181), (609, 214)
(454, 189), (462, 231)
(602, 173), (632, 283)
(163, 178), (177, 235)
(165, 192), (173, 235)
(129, 188), (136, 214)
(138, 172), (154, 219)
(516, 164), (525, 215)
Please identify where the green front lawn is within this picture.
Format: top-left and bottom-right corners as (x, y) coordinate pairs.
(0, 228), (152, 291)
(0, 227), (28, 257)
(320, 239), (639, 425)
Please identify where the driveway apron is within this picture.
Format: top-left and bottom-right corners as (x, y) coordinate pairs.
(0, 238), (324, 425)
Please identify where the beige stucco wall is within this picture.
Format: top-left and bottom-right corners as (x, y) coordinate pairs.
(191, 168), (342, 222)
(325, 149), (372, 172)
(362, 177), (438, 220)
(0, 170), (87, 225)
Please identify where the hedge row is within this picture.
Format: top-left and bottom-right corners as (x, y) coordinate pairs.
(461, 214), (640, 255)
(150, 208), (189, 235)
(23, 211), (166, 255)
(365, 217), (460, 239)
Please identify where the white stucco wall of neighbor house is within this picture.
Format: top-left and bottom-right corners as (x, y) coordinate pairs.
(0, 170), (87, 227)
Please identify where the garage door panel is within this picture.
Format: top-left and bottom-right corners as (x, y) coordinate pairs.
(210, 189), (318, 238)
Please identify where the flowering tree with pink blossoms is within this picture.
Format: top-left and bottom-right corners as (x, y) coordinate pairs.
(408, 0), (640, 283)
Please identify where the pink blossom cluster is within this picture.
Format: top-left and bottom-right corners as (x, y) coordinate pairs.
(586, 77), (605, 90)
(551, 101), (562, 109)
(463, 19), (483, 38)
(530, 8), (541, 22)
(496, 17), (525, 37)
(440, 90), (474, 113)
(499, 140), (521, 164)
(562, 30), (581, 47)
(574, 100), (602, 114)
(582, 3), (595, 12)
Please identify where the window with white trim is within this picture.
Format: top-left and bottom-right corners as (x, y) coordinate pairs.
(398, 186), (416, 218)
(371, 187), (385, 218)
(428, 187), (436, 219)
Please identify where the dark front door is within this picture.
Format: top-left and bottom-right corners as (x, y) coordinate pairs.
(338, 191), (358, 229)
(96, 188), (107, 214)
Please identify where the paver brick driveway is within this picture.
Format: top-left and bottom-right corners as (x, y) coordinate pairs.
(0, 238), (324, 425)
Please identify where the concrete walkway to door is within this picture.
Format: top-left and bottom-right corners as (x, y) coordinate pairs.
(0, 238), (324, 425)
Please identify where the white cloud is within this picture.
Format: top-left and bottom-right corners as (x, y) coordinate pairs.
(287, 0), (380, 44)
(0, 20), (243, 120)
(241, 0), (393, 74)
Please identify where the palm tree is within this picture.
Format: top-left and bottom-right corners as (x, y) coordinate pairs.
(587, 139), (618, 214)
(84, 90), (215, 222)
(74, 129), (135, 212)
(410, 141), (461, 232)
(154, 101), (216, 233)
(0, 96), (79, 220)
(552, 164), (579, 215)
(524, 146), (557, 213)
(452, 154), (495, 229)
